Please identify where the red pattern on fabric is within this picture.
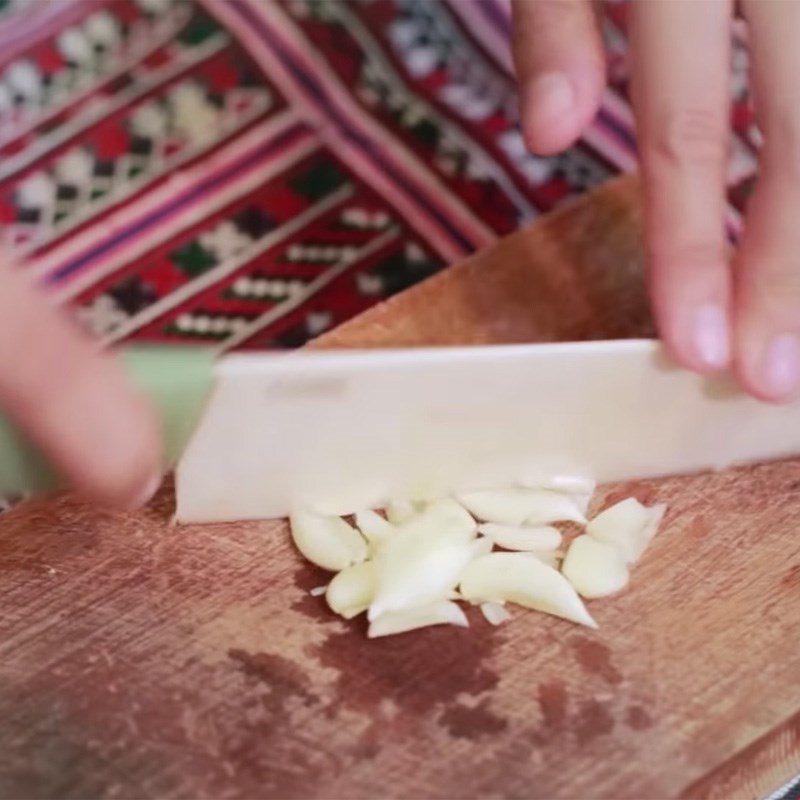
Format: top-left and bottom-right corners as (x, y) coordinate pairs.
(0, 0), (757, 351)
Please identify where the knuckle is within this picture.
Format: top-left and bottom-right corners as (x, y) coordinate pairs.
(647, 108), (726, 168)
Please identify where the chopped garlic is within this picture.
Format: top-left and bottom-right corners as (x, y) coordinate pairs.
(480, 601), (511, 626)
(587, 498), (666, 563)
(289, 510), (367, 572)
(411, 497), (477, 541)
(309, 585), (328, 597)
(385, 499), (419, 525)
(562, 535), (630, 598)
(477, 523), (562, 552)
(355, 509), (396, 544)
(326, 561), (376, 619)
(368, 530), (481, 621)
(289, 479), (667, 637)
(526, 549), (561, 569)
(459, 552), (596, 628)
(368, 600), (468, 638)
(457, 487), (587, 526)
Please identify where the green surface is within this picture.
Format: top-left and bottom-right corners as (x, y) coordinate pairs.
(0, 346), (215, 497)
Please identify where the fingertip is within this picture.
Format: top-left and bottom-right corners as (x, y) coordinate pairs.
(54, 353), (165, 509)
(87, 391), (164, 510)
(521, 72), (583, 155)
(687, 302), (732, 373)
(735, 332), (800, 404)
(520, 70), (601, 156)
(654, 296), (732, 377)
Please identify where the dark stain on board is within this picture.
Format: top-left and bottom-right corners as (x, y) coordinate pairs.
(291, 565), (335, 623)
(310, 609), (501, 718)
(537, 680), (568, 728)
(439, 700), (508, 740)
(572, 637), (623, 685)
(574, 699), (614, 745)
(626, 705), (653, 731)
(228, 649), (319, 714)
(782, 564), (800, 589)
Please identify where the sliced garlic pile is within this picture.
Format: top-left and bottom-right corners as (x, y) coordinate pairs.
(289, 481), (666, 638)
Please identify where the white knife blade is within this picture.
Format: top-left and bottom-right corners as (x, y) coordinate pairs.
(175, 339), (800, 522)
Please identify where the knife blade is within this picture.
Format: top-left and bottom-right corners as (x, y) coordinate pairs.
(173, 339), (800, 523)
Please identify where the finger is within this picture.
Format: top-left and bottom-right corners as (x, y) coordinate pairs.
(732, 1), (800, 401)
(0, 263), (162, 507)
(630, 0), (734, 374)
(512, 0), (606, 156)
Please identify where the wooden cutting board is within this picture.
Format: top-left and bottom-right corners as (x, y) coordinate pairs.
(2, 175), (799, 800)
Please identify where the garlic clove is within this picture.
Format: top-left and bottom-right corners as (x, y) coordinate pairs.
(640, 503), (667, 552)
(385, 499), (420, 525)
(480, 601), (511, 626)
(394, 497), (477, 547)
(477, 523), (562, 552)
(368, 534), (480, 621)
(457, 487), (587, 526)
(289, 510), (368, 572)
(525, 549), (561, 569)
(368, 600), (468, 638)
(470, 535), (494, 559)
(326, 561), (376, 619)
(561, 535), (630, 599)
(587, 498), (667, 563)
(355, 509), (396, 544)
(459, 552), (597, 628)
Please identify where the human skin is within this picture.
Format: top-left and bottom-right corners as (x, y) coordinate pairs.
(513, 0), (800, 403)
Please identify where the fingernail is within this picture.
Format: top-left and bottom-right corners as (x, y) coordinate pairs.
(691, 304), (730, 370)
(525, 72), (575, 120)
(760, 333), (800, 399)
(128, 472), (161, 510)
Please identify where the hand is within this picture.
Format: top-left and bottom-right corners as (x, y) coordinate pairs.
(0, 262), (161, 507)
(513, 0), (800, 402)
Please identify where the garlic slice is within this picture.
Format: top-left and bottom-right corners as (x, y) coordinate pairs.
(368, 600), (468, 638)
(562, 535), (630, 598)
(355, 509), (396, 544)
(459, 552), (597, 628)
(587, 498), (667, 563)
(326, 561), (376, 619)
(385, 499), (420, 525)
(477, 523), (562, 552)
(470, 535), (494, 559)
(457, 487), (587, 526)
(393, 497), (476, 548)
(289, 510), (368, 572)
(526, 549), (561, 569)
(368, 532), (483, 621)
(480, 601), (511, 626)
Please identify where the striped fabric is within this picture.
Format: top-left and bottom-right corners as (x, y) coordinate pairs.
(0, 0), (758, 353)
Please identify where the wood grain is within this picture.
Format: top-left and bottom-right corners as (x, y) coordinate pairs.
(2, 175), (799, 800)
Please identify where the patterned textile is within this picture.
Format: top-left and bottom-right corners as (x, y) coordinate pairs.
(0, 0), (757, 351)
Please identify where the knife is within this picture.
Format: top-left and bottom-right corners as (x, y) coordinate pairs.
(4, 340), (800, 523)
